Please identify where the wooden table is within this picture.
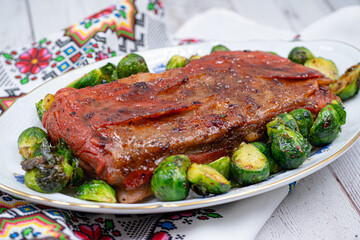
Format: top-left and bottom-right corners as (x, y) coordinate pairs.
(1, 0), (360, 239)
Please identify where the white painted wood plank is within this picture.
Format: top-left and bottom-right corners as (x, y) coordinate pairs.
(162, 0), (233, 34)
(329, 140), (360, 211)
(273, 0), (334, 32)
(256, 166), (360, 239)
(326, 0), (360, 9)
(228, 0), (296, 32)
(0, 0), (33, 48)
(28, 0), (116, 41)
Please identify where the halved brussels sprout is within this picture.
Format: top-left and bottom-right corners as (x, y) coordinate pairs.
(188, 55), (201, 61)
(271, 124), (312, 169)
(208, 156), (231, 179)
(67, 69), (103, 89)
(151, 155), (190, 201)
(67, 62), (119, 89)
(18, 127), (49, 159)
(304, 57), (338, 80)
(187, 163), (231, 196)
(250, 142), (281, 174)
(308, 100), (346, 146)
(99, 62), (118, 83)
(75, 179), (117, 203)
(166, 55), (188, 70)
(267, 113), (299, 139)
(289, 109), (314, 138)
(231, 142), (270, 185)
(24, 169), (46, 193)
(288, 47), (314, 65)
(117, 53), (149, 78)
(330, 63), (360, 101)
(210, 44), (230, 53)
(36, 94), (55, 121)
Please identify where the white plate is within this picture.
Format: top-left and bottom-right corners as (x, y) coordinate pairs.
(0, 40), (359, 214)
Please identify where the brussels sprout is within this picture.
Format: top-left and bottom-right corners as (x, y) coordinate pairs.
(21, 138), (84, 193)
(67, 69), (103, 89)
(24, 169), (45, 193)
(75, 179), (117, 203)
(267, 113), (299, 139)
(289, 109), (314, 138)
(187, 163), (231, 196)
(250, 142), (281, 174)
(166, 55), (188, 70)
(151, 155), (190, 201)
(55, 138), (76, 183)
(210, 44), (230, 53)
(21, 141), (71, 193)
(304, 57), (338, 80)
(117, 53), (149, 79)
(288, 47), (314, 65)
(67, 62), (119, 89)
(308, 100), (346, 146)
(188, 55), (201, 62)
(208, 156), (231, 179)
(330, 63), (360, 101)
(18, 127), (49, 160)
(68, 157), (85, 188)
(271, 124), (312, 169)
(231, 142), (270, 185)
(35, 94), (55, 121)
(99, 62), (118, 82)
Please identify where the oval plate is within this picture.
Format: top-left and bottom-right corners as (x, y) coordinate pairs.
(0, 40), (359, 214)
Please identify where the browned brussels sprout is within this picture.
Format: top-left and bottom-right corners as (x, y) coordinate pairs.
(271, 124), (312, 169)
(21, 138), (84, 193)
(231, 142), (270, 185)
(250, 142), (281, 174)
(208, 156), (231, 179)
(18, 127), (49, 159)
(330, 63), (360, 101)
(308, 100), (346, 146)
(289, 109), (314, 138)
(267, 113), (299, 139)
(304, 57), (338, 80)
(187, 163), (231, 196)
(35, 94), (55, 121)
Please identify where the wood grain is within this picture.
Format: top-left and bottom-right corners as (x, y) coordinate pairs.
(329, 139), (360, 212)
(28, 0), (116, 41)
(0, 0), (33, 48)
(256, 167), (360, 239)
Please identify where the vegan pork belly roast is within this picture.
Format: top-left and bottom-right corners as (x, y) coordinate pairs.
(42, 50), (337, 203)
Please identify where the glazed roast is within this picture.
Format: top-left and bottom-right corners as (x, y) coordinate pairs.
(43, 50), (337, 203)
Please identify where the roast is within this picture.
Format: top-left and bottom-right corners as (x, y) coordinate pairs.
(43, 50), (337, 203)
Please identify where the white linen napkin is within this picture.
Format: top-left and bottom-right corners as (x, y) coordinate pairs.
(172, 5), (360, 240)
